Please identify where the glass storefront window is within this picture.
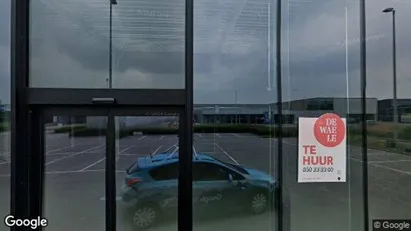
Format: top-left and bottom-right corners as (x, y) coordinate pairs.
(367, 0), (411, 227)
(284, 1), (364, 230)
(193, 0), (278, 230)
(29, 0), (110, 88)
(8, 0), (411, 230)
(43, 115), (107, 231)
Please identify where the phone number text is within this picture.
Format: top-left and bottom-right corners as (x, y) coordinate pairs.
(302, 167), (334, 172)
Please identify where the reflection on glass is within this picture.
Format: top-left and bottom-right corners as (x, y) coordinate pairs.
(112, 1), (185, 89)
(284, 0), (364, 230)
(366, 0), (411, 228)
(192, 134), (277, 230)
(190, 114), (277, 231)
(193, 0), (277, 229)
(116, 114), (179, 230)
(43, 115), (106, 231)
(29, 0), (109, 88)
(29, 0), (185, 89)
(0, 0), (10, 227)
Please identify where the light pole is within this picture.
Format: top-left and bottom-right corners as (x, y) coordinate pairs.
(235, 89), (238, 123)
(383, 7), (398, 147)
(109, 0), (117, 89)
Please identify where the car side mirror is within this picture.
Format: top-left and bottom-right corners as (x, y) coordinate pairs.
(228, 173), (233, 182)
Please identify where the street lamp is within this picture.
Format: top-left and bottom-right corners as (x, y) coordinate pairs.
(235, 89), (238, 123)
(382, 7), (398, 147)
(109, 0), (117, 88)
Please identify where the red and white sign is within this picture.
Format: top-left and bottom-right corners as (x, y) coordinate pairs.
(298, 113), (347, 183)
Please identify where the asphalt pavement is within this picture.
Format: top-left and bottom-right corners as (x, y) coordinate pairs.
(0, 132), (410, 231)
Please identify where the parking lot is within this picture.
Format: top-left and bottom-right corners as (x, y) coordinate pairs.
(0, 132), (411, 231)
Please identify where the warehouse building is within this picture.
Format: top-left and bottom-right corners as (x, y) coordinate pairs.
(63, 97), (378, 128)
(378, 99), (411, 123)
(194, 97), (378, 125)
(194, 104), (270, 124)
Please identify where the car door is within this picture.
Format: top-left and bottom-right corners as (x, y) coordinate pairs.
(192, 162), (244, 219)
(147, 163), (179, 218)
(223, 167), (249, 211)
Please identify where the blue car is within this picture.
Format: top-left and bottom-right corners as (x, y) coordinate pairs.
(120, 150), (278, 229)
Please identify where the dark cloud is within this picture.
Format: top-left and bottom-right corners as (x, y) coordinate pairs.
(114, 52), (185, 74)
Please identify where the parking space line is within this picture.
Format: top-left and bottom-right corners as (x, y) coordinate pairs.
(43, 169), (126, 175)
(0, 161), (10, 165)
(163, 143), (178, 153)
(193, 146), (198, 156)
(46, 144), (83, 154)
(232, 133), (241, 137)
(368, 160), (411, 164)
(46, 152), (83, 156)
(152, 145), (162, 155)
(138, 136), (147, 140)
(197, 137), (217, 140)
(80, 157), (106, 172)
(355, 158), (411, 175)
(193, 151), (218, 154)
(45, 145), (104, 166)
(116, 145), (136, 161)
(216, 134), (221, 138)
(348, 157), (361, 162)
(214, 143), (239, 165)
(159, 136), (164, 140)
(368, 162), (411, 176)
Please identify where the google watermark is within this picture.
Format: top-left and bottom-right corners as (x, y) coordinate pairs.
(335, 33), (387, 47)
(373, 220), (411, 231)
(4, 215), (48, 230)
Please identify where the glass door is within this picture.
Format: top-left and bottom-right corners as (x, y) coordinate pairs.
(112, 109), (181, 231)
(40, 107), (182, 231)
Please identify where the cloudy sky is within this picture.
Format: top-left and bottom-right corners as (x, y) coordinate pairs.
(1, 0), (411, 105)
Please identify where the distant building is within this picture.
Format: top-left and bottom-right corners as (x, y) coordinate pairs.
(86, 116), (177, 129)
(53, 115), (86, 125)
(194, 97), (378, 125)
(194, 104), (269, 124)
(0, 101), (11, 123)
(278, 97), (378, 124)
(378, 99), (411, 123)
(0, 103), (11, 112)
(82, 97), (380, 128)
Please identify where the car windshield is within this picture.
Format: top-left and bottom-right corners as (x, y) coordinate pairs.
(161, 144), (180, 155)
(201, 153), (249, 175)
(149, 145), (249, 175)
(226, 163), (249, 175)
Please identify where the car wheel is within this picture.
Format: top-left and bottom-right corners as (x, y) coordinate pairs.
(250, 192), (268, 214)
(132, 205), (158, 229)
